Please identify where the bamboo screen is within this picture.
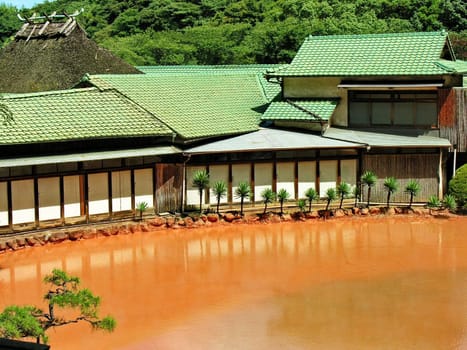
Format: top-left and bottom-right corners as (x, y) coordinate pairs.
(362, 153), (439, 203)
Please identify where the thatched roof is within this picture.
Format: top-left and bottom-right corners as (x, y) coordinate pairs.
(0, 16), (141, 93)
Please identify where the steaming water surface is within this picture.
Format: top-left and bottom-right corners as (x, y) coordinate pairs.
(1, 216), (466, 349)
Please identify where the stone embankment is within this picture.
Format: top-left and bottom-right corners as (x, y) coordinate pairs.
(0, 207), (455, 254)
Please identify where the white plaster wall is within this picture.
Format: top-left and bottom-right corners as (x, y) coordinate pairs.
(341, 159), (357, 188)
(38, 177), (60, 221)
(112, 170), (131, 212)
(135, 168), (154, 208)
(282, 77), (348, 126)
(12, 179), (34, 224)
(254, 163), (272, 201)
(209, 165), (229, 204)
(64, 175), (81, 218)
(277, 162), (295, 199)
(88, 173), (109, 215)
(298, 161), (316, 198)
(186, 166), (206, 206)
(232, 164), (251, 203)
(319, 160), (338, 197)
(0, 182), (8, 226)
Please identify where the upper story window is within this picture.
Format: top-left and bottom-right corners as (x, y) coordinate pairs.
(349, 91), (438, 128)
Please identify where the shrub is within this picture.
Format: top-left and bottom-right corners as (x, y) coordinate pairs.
(449, 164), (467, 208)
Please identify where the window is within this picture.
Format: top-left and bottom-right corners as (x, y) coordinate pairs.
(349, 91), (438, 128)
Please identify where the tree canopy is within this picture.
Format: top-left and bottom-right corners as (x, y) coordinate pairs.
(1, 0), (466, 65)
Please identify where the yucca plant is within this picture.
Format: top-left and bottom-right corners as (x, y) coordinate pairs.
(442, 194), (457, 212)
(405, 180), (420, 209)
(297, 199), (307, 212)
(304, 188), (318, 212)
(212, 180), (227, 214)
(325, 188), (337, 211)
(192, 170), (210, 213)
(136, 201), (149, 220)
(427, 195), (441, 210)
(277, 188), (290, 215)
(383, 177), (399, 208)
(235, 182), (251, 216)
(261, 188), (275, 215)
(352, 185), (361, 207)
(336, 182), (351, 209)
(361, 171), (377, 208)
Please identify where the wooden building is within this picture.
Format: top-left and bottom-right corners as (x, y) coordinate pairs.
(0, 32), (466, 233)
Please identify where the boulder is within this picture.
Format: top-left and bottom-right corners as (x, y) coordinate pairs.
(68, 230), (84, 241)
(82, 230), (97, 239)
(369, 207), (381, 215)
(207, 213), (219, 223)
(360, 208), (369, 216)
(334, 209), (346, 218)
(149, 217), (166, 227)
(223, 213), (236, 223)
(49, 231), (69, 243)
(184, 217), (194, 227)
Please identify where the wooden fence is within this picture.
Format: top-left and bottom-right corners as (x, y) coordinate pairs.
(440, 88), (467, 152)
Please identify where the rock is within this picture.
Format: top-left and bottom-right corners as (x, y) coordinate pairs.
(177, 218), (186, 226)
(270, 215), (281, 223)
(49, 232), (69, 243)
(184, 217), (194, 227)
(281, 214), (293, 222)
(360, 208), (369, 216)
(223, 213), (236, 223)
(68, 231), (84, 241)
(6, 240), (19, 250)
(352, 207), (360, 215)
(369, 207), (381, 215)
(334, 209), (346, 217)
(386, 208), (396, 216)
(292, 212), (305, 220)
(149, 217), (166, 227)
(305, 211), (320, 219)
(200, 215), (208, 222)
(82, 230), (97, 239)
(166, 217), (176, 228)
(16, 238), (26, 247)
(207, 213), (219, 223)
(26, 237), (41, 246)
(394, 207), (404, 214)
(98, 228), (112, 237)
(318, 210), (332, 219)
(0, 241), (6, 252)
(139, 224), (150, 232)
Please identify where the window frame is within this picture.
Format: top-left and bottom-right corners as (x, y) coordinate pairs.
(348, 90), (439, 128)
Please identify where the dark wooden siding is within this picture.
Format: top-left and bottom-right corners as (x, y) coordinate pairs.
(155, 164), (183, 213)
(362, 153), (439, 203)
(440, 88), (467, 152)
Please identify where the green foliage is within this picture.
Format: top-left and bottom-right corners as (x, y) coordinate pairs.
(1, 0), (465, 65)
(260, 187), (275, 214)
(405, 179), (421, 208)
(192, 169), (210, 213)
(304, 187), (318, 212)
(276, 188), (290, 215)
(297, 198), (306, 212)
(449, 164), (467, 208)
(136, 201), (149, 220)
(234, 182), (250, 216)
(442, 194), (457, 212)
(352, 185), (361, 207)
(212, 180), (227, 213)
(336, 182), (351, 209)
(0, 306), (45, 342)
(0, 269), (115, 344)
(427, 195), (441, 209)
(361, 171), (377, 208)
(383, 177), (399, 208)
(325, 188), (337, 211)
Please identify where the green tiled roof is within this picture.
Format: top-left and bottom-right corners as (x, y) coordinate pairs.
(0, 88), (172, 145)
(262, 99), (338, 121)
(436, 59), (467, 73)
(88, 73), (271, 140)
(137, 65), (281, 102)
(267, 31), (456, 77)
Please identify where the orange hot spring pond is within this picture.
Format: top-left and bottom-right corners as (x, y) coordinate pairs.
(1, 216), (467, 349)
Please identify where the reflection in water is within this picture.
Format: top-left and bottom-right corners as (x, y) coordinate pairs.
(0, 217), (466, 349)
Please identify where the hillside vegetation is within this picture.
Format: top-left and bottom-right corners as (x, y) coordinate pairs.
(1, 0), (466, 65)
